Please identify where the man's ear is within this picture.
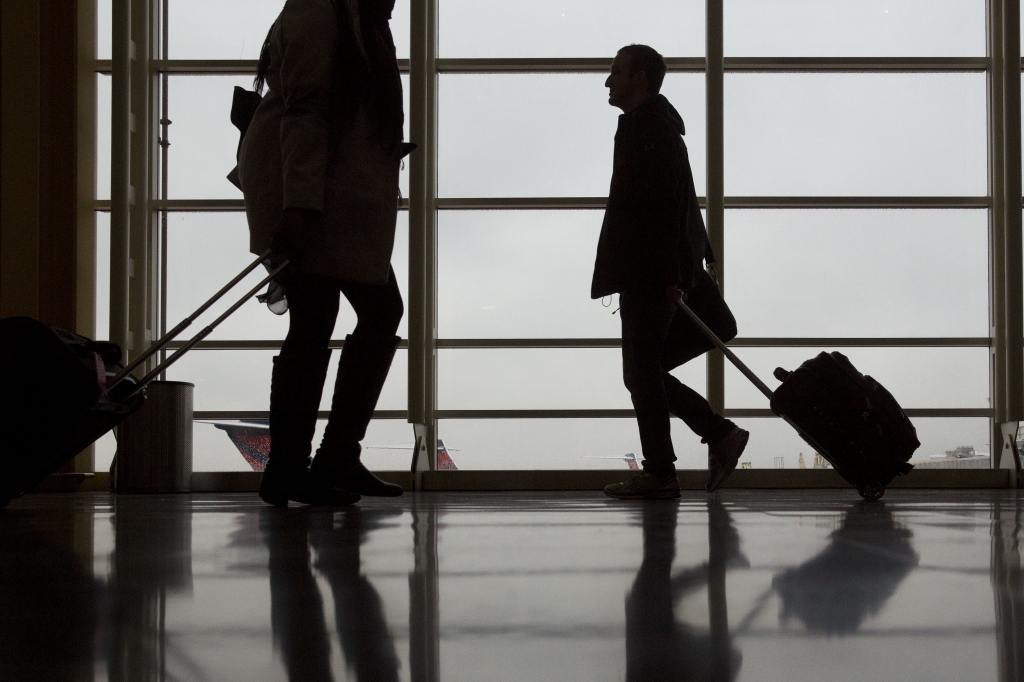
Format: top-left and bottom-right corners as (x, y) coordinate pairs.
(635, 70), (649, 93)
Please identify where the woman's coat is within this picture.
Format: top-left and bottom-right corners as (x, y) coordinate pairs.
(238, 0), (403, 285)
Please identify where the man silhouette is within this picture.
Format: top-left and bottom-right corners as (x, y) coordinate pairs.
(595, 44), (749, 499)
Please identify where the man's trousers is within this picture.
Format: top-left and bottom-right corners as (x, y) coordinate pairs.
(619, 272), (738, 475)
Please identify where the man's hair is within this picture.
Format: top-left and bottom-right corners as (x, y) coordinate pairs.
(617, 44), (667, 94)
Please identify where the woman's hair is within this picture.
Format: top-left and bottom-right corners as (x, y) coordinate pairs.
(254, 0), (404, 150)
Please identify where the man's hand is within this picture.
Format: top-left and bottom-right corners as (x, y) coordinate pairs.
(707, 263), (719, 290)
(667, 284), (685, 304)
(269, 207), (318, 267)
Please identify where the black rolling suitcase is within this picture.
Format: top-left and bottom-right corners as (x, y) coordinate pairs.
(0, 252), (286, 508)
(676, 296), (919, 499)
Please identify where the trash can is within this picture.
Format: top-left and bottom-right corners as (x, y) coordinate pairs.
(116, 381), (193, 493)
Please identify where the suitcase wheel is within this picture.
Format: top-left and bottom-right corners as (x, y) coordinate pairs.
(858, 483), (885, 501)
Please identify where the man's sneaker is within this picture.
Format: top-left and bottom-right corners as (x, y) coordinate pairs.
(604, 472), (681, 500)
(706, 426), (749, 492)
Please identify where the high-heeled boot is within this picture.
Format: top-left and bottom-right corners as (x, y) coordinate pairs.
(310, 334), (403, 497)
(260, 351), (360, 506)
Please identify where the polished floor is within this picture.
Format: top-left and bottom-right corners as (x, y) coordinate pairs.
(0, 490), (1021, 682)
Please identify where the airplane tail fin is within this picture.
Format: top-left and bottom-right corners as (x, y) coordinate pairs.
(436, 439), (458, 471)
(213, 422), (271, 472)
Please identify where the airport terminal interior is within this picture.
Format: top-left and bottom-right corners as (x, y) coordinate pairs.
(1, 1), (1023, 680)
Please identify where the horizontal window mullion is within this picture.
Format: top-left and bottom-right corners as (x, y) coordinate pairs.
(725, 408), (991, 418)
(434, 408), (991, 419)
(95, 59), (411, 75)
(90, 57), (986, 76)
(161, 338), (990, 351)
(166, 340), (411, 350)
(95, 199), (411, 212)
(193, 408), (988, 422)
(194, 410), (407, 420)
(437, 57), (704, 73)
(726, 196), (990, 209)
(98, 197), (988, 212)
(436, 197), (989, 210)
(725, 57), (989, 73)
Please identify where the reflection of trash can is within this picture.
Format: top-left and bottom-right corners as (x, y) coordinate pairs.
(116, 381), (193, 493)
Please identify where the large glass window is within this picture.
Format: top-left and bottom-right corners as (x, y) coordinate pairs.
(94, 0), (1007, 474)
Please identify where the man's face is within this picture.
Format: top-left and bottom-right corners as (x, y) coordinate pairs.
(605, 52), (647, 111)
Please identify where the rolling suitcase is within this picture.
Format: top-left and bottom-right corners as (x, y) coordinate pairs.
(0, 251), (287, 508)
(676, 295), (919, 499)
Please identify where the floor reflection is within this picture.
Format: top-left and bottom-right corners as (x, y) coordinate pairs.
(772, 501), (919, 635)
(261, 507), (401, 682)
(0, 506), (96, 682)
(991, 496), (1023, 682)
(626, 499), (746, 682)
(0, 490), (1021, 681)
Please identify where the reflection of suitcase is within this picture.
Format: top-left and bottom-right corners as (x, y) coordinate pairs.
(677, 295), (919, 499)
(0, 252), (284, 507)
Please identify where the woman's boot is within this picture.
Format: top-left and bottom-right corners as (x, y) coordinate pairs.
(260, 352), (361, 506)
(310, 335), (403, 497)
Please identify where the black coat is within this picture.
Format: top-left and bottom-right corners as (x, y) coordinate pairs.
(591, 94), (712, 299)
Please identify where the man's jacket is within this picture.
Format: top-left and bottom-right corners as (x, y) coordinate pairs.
(591, 94), (713, 299)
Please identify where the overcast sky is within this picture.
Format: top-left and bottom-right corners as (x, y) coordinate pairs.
(94, 1), (1003, 472)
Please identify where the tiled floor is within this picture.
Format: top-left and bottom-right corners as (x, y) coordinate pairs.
(0, 489), (1021, 681)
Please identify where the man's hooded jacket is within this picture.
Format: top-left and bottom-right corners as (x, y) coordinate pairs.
(591, 93), (713, 299)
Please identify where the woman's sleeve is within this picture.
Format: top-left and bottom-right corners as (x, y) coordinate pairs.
(277, 0), (338, 213)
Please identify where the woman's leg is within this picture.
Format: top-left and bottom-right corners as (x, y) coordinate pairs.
(311, 267), (404, 496)
(261, 271), (358, 506)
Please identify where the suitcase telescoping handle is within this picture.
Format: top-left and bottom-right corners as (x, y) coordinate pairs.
(675, 293), (775, 401)
(108, 252), (287, 393)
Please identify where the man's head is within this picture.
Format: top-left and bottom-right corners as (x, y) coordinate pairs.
(606, 44), (666, 113)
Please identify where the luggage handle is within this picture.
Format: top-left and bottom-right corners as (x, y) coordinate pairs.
(112, 256), (288, 395)
(675, 293), (775, 401)
(109, 250), (273, 389)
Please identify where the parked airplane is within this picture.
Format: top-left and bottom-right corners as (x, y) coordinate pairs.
(205, 420), (459, 471)
(582, 452), (639, 470)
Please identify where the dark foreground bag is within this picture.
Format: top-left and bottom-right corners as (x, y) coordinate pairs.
(676, 296), (919, 499)
(0, 253), (287, 507)
(0, 317), (143, 507)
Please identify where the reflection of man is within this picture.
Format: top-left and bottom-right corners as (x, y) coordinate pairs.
(595, 45), (748, 500)
(626, 499), (745, 681)
(262, 508), (400, 682)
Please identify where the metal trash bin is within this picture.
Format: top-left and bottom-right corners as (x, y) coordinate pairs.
(116, 381), (193, 493)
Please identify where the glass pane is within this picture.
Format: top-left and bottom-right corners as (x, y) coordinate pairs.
(724, 347), (989, 410)
(96, 74), (111, 200)
(193, 418), (413, 471)
(97, 0), (111, 60)
(168, 0), (410, 60)
(168, 75), (410, 199)
(439, 74), (705, 197)
(166, 212), (410, 340)
(439, 417), (715, 470)
(95, 212), (110, 341)
(438, 348), (706, 410)
(439, 210), (620, 338)
(725, 210), (989, 337)
(166, 349), (408, 412)
(439, 0), (703, 58)
(725, 74), (987, 196)
(725, 0), (985, 57)
(731, 417), (990, 471)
